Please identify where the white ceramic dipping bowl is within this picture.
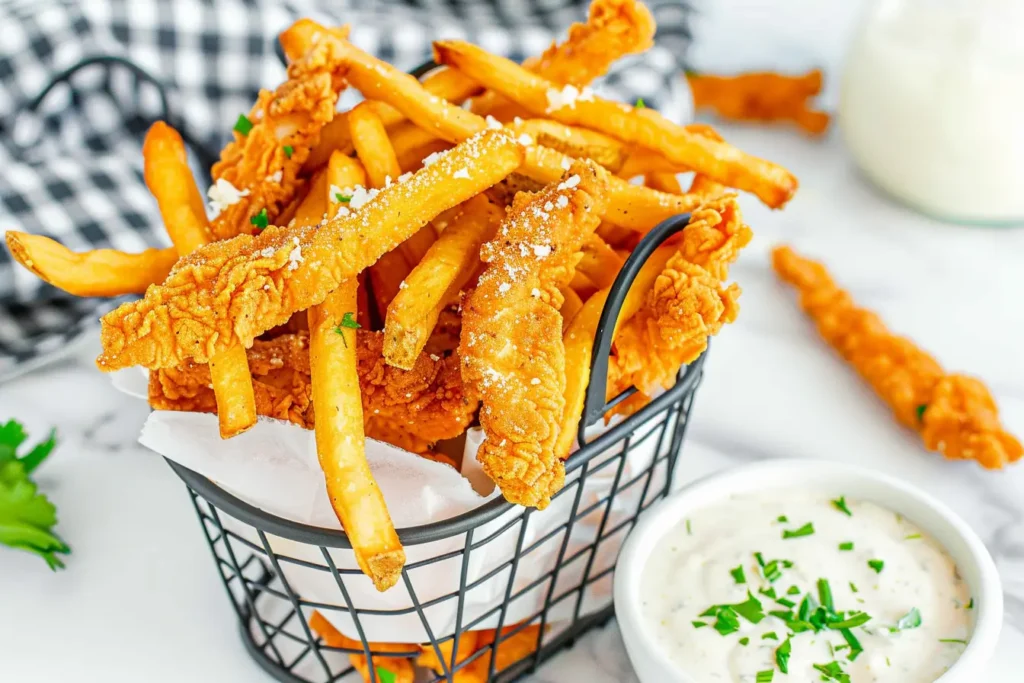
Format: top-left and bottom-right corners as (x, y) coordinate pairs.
(614, 459), (1003, 683)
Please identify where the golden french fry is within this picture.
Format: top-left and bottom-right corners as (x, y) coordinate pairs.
(569, 270), (598, 300)
(689, 173), (726, 196)
(511, 119), (628, 172)
(646, 171), (682, 195)
(326, 152), (368, 210)
(416, 630), (481, 677)
(595, 220), (637, 250)
(292, 169), (328, 227)
(397, 138), (454, 174)
(4, 232), (177, 297)
(142, 121), (257, 438)
(560, 286), (584, 333)
(278, 19), (350, 63)
(383, 194), (501, 369)
(555, 244), (676, 459)
(308, 282), (405, 591)
(434, 40), (798, 208)
(577, 234), (625, 289)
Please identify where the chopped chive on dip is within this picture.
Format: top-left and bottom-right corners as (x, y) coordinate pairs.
(831, 496), (853, 516)
(234, 113), (254, 135)
(782, 522), (815, 539)
(738, 637), (750, 646)
(777, 515), (788, 523)
(249, 207), (269, 229)
(692, 620), (707, 629)
(755, 670), (774, 683)
(849, 582), (858, 593)
(838, 541), (854, 551)
(868, 559), (885, 574)
(905, 533), (922, 540)
(775, 637), (792, 673)
(812, 661), (850, 682)
(730, 565), (746, 585)
(939, 638), (967, 644)
(761, 631), (778, 641)
(283, 145), (294, 158)
(891, 607), (922, 632)
(787, 585), (801, 595)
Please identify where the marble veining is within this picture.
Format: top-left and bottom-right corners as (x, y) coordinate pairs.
(1, 127), (1022, 682)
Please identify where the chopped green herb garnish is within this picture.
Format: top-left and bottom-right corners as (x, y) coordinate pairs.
(782, 522), (815, 539)
(892, 607), (922, 632)
(818, 579), (835, 612)
(339, 311), (361, 329)
(838, 541), (854, 551)
(787, 585), (801, 596)
(775, 597), (796, 608)
(732, 592), (766, 624)
(775, 637), (792, 674)
(830, 612), (871, 629)
(250, 207), (269, 229)
(812, 661), (850, 683)
(759, 587), (777, 599)
(886, 657), (891, 666)
(283, 145), (294, 158)
(739, 636), (750, 646)
(635, 97), (646, 109)
(712, 607), (740, 636)
(692, 620), (707, 629)
(798, 593), (819, 622)
(849, 582), (858, 593)
(376, 667), (396, 683)
(839, 628), (863, 660)
(940, 638), (967, 644)
(867, 559), (885, 574)
(761, 631), (779, 641)
(686, 519), (692, 535)
(730, 564), (746, 585)
(831, 496), (853, 516)
(905, 533), (922, 540)
(334, 192), (352, 203)
(754, 551), (765, 567)
(699, 592), (765, 636)
(755, 670), (774, 683)
(777, 515), (788, 523)
(233, 114), (254, 135)
(966, 598), (974, 609)
(916, 404), (927, 422)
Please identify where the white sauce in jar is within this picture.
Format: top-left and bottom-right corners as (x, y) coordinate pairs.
(640, 492), (972, 682)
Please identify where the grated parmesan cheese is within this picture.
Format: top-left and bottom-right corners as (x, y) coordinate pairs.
(543, 201), (554, 211)
(265, 170), (283, 183)
(260, 247), (276, 258)
(207, 178), (250, 218)
(557, 174), (581, 190)
(422, 150), (446, 167)
(517, 133), (533, 146)
(453, 168), (470, 179)
(560, 157), (572, 170)
(498, 282), (512, 294)
(533, 244), (552, 258)
(545, 85), (595, 113)
(485, 115), (503, 130)
(531, 288), (542, 298)
(556, 195), (569, 208)
(287, 237), (303, 271)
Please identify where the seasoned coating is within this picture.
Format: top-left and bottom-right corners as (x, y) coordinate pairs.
(97, 130), (524, 371)
(460, 160), (608, 508)
(149, 331), (477, 453)
(773, 245), (1022, 469)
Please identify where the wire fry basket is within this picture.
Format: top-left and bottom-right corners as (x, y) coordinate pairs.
(168, 213), (707, 683)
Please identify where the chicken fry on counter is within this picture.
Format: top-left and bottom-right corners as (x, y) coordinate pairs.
(773, 245), (1022, 469)
(687, 70), (831, 136)
(460, 160), (608, 509)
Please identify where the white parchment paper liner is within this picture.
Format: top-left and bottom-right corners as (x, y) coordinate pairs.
(115, 369), (677, 643)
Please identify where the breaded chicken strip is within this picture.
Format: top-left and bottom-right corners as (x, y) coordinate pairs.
(773, 245), (1022, 469)
(460, 161), (608, 508)
(97, 130), (524, 372)
(149, 331), (475, 453)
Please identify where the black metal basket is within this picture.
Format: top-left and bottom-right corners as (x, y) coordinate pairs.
(24, 52), (707, 683)
(167, 213), (706, 683)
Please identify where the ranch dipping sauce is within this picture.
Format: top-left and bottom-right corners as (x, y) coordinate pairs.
(640, 491), (972, 682)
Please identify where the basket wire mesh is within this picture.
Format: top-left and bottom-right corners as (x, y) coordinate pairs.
(25, 52), (708, 683)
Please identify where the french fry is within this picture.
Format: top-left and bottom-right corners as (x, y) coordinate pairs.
(416, 630), (481, 677)
(560, 286), (584, 332)
(577, 234), (625, 289)
(595, 220), (637, 250)
(433, 40), (798, 208)
(142, 121), (257, 438)
(510, 119), (628, 172)
(457, 625), (544, 682)
(308, 281), (405, 591)
(645, 171), (682, 195)
(383, 194), (501, 369)
(4, 232), (177, 297)
(278, 19), (350, 63)
(555, 244), (676, 459)
(326, 151), (369, 210)
(292, 169), (328, 227)
(569, 270), (598, 300)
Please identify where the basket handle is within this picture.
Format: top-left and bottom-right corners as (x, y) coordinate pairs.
(578, 213), (691, 447)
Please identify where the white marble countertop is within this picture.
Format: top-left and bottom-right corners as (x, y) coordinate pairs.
(2, 125), (1023, 682)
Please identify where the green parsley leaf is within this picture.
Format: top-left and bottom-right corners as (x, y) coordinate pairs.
(812, 661), (851, 683)
(775, 637), (792, 674)
(782, 522), (815, 539)
(818, 578), (835, 612)
(233, 114), (254, 135)
(730, 564), (746, 584)
(250, 208), (269, 230)
(335, 192), (352, 203)
(691, 620), (707, 629)
(831, 496), (853, 516)
(731, 592), (766, 624)
(892, 607), (922, 632)
(635, 98), (646, 109)
(867, 559), (885, 574)
(916, 404), (927, 422)
(838, 541), (854, 551)
(940, 638), (967, 644)
(0, 419), (56, 474)
(375, 667), (396, 683)
(787, 585), (801, 595)
(283, 145), (294, 158)
(761, 631), (779, 641)
(340, 312), (361, 329)
(840, 628), (863, 660)
(777, 515), (788, 523)
(849, 582), (858, 593)
(699, 592), (765, 635)
(830, 612), (871, 629)
(756, 670), (774, 683)
(738, 636), (750, 646)
(0, 437), (69, 571)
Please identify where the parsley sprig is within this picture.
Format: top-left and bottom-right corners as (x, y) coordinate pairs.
(0, 420), (68, 570)
(333, 312), (361, 347)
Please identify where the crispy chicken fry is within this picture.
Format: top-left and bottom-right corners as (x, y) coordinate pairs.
(143, 121), (258, 438)
(461, 160), (608, 508)
(434, 40), (798, 209)
(773, 246), (1022, 469)
(510, 119), (629, 172)
(3, 232), (177, 297)
(97, 130), (524, 371)
(688, 70), (831, 136)
(384, 195), (501, 369)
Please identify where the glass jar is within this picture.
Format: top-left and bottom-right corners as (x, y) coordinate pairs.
(839, 0), (1024, 225)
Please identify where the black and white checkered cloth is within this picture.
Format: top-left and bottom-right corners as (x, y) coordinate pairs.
(0, 0), (692, 380)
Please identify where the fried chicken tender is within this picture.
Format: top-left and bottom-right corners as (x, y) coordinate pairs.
(148, 331), (476, 454)
(97, 130), (524, 372)
(209, 38), (348, 239)
(688, 70), (831, 136)
(608, 196), (751, 402)
(773, 246), (1022, 469)
(461, 161), (608, 508)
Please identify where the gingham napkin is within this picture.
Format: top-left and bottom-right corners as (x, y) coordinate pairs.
(0, 0), (692, 380)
